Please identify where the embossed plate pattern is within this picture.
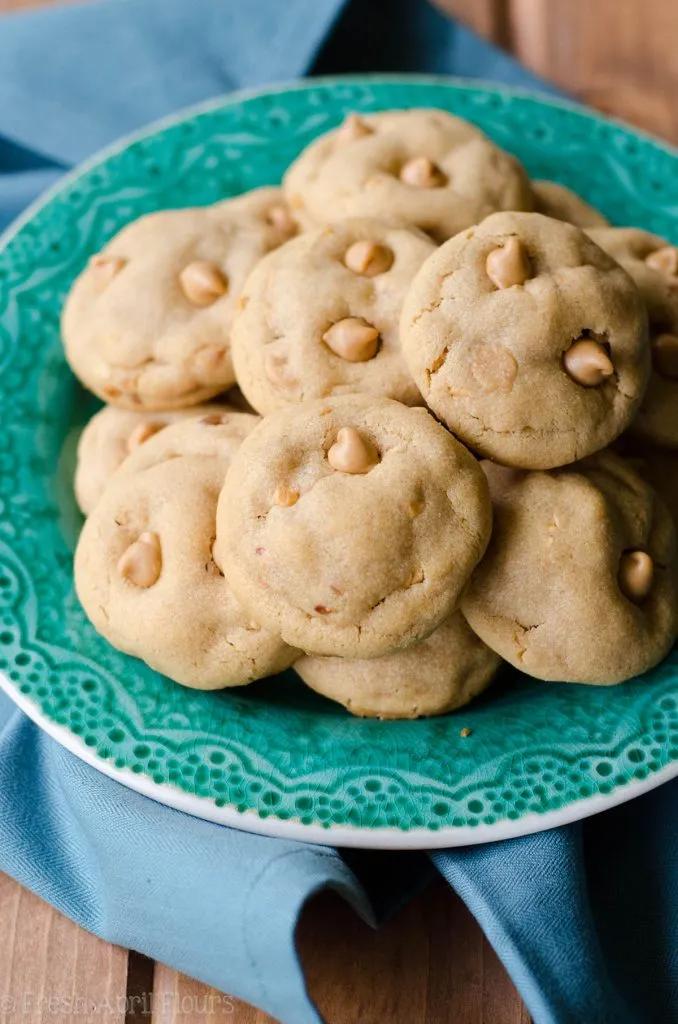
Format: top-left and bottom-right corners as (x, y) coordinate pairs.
(0, 76), (676, 848)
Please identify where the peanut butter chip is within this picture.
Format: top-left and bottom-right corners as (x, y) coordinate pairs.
(322, 317), (380, 362)
(563, 339), (614, 387)
(399, 156), (446, 188)
(117, 531), (162, 588)
(651, 333), (678, 379)
(273, 484), (299, 507)
(90, 254), (126, 288)
(336, 113), (373, 144)
(126, 420), (164, 453)
(645, 246), (678, 279)
(485, 237), (531, 289)
(619, 550), (654, 602)
(344, 240), (394, 277)
(327, 427), (379, 474)
(179, 260), (228, 306)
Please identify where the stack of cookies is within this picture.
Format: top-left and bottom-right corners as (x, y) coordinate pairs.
(66, 108), (678, 720)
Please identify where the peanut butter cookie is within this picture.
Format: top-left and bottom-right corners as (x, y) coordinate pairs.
(283, 109), (532, 242)
(462, 451), (676, 683)
(231, 218), (434, 414)
(74, 401), (241, 514)
(531, 180), (608, 228)
(214, 395), (492, 658)
(401, 212), (649, 468)
(588, 227), (678, 448)
(295, 611), (500, 719)
(115, 409), (259, 477)
(62, 188), (296, 410)
(75, 416), (294, 689)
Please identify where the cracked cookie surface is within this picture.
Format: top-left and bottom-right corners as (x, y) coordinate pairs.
(401, 211), (650, 468)
(214, 394), (492, 658)
(295, 610), (500, 719)
(75, 416), (294, 689)
(74, 401), (244, 514)
(62, 188), (296, 410)
(283, 108), (533, 242)
(588, 227), (678, 449)
(231, 218), (434, 414)
(462, 451), (677, 683)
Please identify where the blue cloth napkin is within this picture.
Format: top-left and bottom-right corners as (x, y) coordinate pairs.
(0, 2), (675, 1023)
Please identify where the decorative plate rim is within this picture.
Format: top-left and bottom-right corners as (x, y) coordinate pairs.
(2, 73), (677, 256)
(1, 74), (676, 849)
(3, 672), (676, 849)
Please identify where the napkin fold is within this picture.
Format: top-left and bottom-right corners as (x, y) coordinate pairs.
(0, 693), (375, 1024)
(0, 2), (675, 1023)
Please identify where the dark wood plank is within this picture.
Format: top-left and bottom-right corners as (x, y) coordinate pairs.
(506, 0), (678, 142)
(440, 0), (678, 143)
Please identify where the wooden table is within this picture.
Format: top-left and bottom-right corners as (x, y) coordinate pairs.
(0, 1), (676, 1022)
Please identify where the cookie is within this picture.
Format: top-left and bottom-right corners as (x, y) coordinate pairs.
(401, 212), (650, 469)
(462, 451), (676, 683)
(62, 188), (296, 411)
(115, 410), (259, 477)
(295, 611), (500, 719)
(75, 417), (294, 689)
(531, 180), (608, 228)
(588, 227), (678, 448)
(283, 109), (533, 243)
(74, 401), (240, 514)
(213, 395), (492, 658)
(231, 218), (434, 414)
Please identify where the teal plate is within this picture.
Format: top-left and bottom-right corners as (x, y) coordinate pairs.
(1, 76), (677, 848)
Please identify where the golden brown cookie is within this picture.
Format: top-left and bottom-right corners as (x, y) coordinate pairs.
(462, 451), (676, 683)
(295, 611), (500, 718)
(214, 395), (492, 658)
(74, 401), (238, 514)
(401, 212), (650, 468)
(115, 410), (259, 477)
(75, 416), (294, 689)
(531, 180), (608, 228)
(283, 109), (533, 242)
(231, 218), (434, 414)
(62, 189), (296, 410)
(588, 227), (678, 448)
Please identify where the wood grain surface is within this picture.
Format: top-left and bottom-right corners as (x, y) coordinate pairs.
(0, 0), (675, 1021)
(440, 0), (678, 141)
